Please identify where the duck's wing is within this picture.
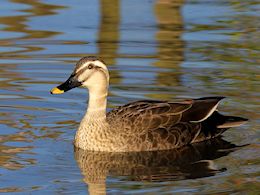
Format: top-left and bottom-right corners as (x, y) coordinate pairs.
(107, 97), (226, 150)
(180, 96), (225, 122)
(107, 97), (248, 151)
(108, 99), (192, 119)
(108, 97), (224, 126)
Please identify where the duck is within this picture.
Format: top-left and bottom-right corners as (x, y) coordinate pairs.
(50, 56), (248, 152)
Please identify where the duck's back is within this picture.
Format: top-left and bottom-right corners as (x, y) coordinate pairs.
(106, 97), (247, 152)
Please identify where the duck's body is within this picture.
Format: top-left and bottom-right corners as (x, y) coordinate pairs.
(51, 56), (248, 152)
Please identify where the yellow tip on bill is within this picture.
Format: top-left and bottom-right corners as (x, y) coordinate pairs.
(51, 87), (64, 94)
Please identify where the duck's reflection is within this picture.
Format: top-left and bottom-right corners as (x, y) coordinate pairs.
(74, 137), (242, 194)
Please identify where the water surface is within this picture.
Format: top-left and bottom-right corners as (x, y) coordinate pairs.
(0, 0), (259, 194)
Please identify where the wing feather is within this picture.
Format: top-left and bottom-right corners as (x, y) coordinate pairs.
(107, 97), (225, 150)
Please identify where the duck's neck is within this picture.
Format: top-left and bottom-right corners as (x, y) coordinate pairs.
(75, 83), (109, 151)
(85, 85), (108, 121)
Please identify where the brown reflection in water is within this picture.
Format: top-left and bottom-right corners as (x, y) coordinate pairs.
(75, 138), (241, 195)
(0, 0), (66, 58)
(0, 110), (63, 172)
(0, 0), (66, 88)
(0, 131), (34, 170)
(0, 111), (35, 172)
(97, 0), (121, 85)
(0, 187), (23, 193)
(0, 0), (65, 93)
(0, 63), (26, 90)
(153, 0), (184, 88)
(0, 0), (65, 174)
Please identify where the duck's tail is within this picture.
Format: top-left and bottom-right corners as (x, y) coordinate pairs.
(193, 111), (248, 143)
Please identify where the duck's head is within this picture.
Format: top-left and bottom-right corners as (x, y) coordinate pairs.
(50, 56), (109, 94)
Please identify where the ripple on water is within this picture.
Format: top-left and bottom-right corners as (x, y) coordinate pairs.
(0, 0), (259, 194)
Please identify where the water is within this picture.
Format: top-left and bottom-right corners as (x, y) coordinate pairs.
(0, 0), (259, 194)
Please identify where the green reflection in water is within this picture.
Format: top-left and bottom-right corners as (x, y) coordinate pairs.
(147, 0), (184, 101)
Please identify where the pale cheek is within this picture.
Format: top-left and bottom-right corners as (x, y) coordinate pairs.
(82, 81), (89, 88)
(78, 72), (90, 82)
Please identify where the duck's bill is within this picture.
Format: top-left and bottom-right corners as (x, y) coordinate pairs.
(50, 75), (82, 94)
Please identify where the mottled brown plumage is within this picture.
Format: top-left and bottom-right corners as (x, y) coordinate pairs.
(106, 97), (247, 151)
(50, 56), (248, 152)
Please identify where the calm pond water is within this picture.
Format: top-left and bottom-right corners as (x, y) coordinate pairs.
(0, 0), (259, 194)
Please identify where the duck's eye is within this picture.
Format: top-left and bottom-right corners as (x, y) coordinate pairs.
(88, 64), (94, 69)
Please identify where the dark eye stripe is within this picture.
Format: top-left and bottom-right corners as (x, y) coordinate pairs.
(75, 64), (104, 81)
(75, 66), (90, 78)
